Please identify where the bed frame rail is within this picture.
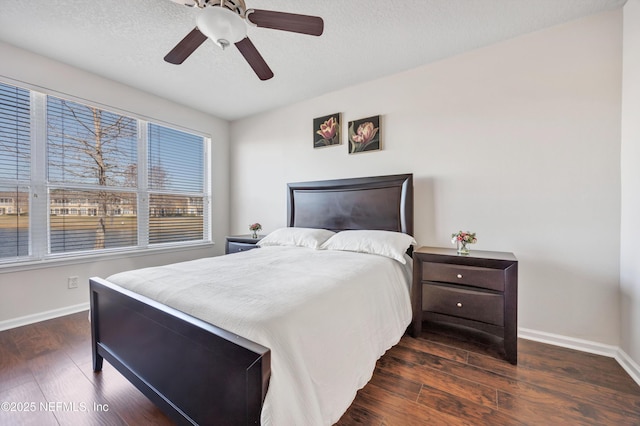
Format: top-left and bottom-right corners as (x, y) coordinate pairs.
(90, 277), (270, 425)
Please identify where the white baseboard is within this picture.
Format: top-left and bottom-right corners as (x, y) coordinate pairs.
(0, 303), (89, 332)
(615, 348), (640, 388)
(518, 327), (619, 357)
(519, 327), (640, 387)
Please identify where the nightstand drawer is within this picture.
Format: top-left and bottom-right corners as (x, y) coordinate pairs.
(422, 284), (504, 326)
(227, 242), (259, 254)
(412, 247), (518, 364)
(422, 263), (505, 291)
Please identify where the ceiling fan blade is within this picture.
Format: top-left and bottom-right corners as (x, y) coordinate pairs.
(235, 37), (274, 81)
(247, 9), (324, 36)
(164, 28), (208, 64)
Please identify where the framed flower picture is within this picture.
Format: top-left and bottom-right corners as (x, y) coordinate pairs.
(348, 115), (381, 154)
(313, 113), (341, 148)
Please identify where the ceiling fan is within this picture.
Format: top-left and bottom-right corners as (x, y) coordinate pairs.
(166, 0), (324, 81)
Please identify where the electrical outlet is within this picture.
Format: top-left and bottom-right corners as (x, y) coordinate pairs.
(67, 276), (79, 289)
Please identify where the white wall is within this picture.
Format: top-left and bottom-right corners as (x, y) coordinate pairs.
(230, 11), (623, 346)
(0, 42), (230, 327)
(621, 0), (640, 368)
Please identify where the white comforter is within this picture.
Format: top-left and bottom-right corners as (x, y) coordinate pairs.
(107, 245), (412, 426)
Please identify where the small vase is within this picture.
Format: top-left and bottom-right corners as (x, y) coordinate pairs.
(457, 241), (470, 255)
(251, 231), (258, 239)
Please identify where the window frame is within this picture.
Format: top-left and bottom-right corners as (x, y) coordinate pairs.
(0, 78), (212, 271)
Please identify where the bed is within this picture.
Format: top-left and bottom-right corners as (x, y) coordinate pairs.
(90, 173), (414, 425)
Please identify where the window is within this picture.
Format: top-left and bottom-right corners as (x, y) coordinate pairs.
(0, 81), (210, 264)
(148, 124), (205, 245)
(47, 97), (139, 253)
(0, 83), (30, 259)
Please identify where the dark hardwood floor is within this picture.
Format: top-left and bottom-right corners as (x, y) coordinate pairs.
(1, 311), (638, 425)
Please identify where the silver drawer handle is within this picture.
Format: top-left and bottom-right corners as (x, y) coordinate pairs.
(457, 274), (463, 279)
(456, 302), (463, 308)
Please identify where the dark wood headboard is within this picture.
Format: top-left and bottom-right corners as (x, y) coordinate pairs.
(287, 174), (414, 235)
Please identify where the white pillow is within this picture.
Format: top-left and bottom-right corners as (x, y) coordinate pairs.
(320, 230), (417, 264)
(257, 227), (335, 249)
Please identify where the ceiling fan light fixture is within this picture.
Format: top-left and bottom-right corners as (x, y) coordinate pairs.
(196, 6), (247, 49)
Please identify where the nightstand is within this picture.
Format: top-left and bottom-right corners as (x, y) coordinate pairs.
(225, 235), (262, 254)
(411, 246), (518, 364)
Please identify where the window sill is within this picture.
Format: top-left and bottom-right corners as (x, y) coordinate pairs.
(0, 241), (216, 274)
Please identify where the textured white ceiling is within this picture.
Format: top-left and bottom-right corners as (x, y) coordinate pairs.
(0, 0), (626, 121)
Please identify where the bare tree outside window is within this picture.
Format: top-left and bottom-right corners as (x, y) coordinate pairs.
(47, 98), (138, 251)
(124, 164), (168, 189)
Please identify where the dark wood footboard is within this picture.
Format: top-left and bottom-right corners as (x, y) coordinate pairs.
(89, 277), (271, 425)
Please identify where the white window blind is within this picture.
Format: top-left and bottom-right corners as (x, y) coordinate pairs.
(0, 80), (210, 264)
(47, 97), (139, 253)
(0, 83), (30, 259)
(148, 124), (205, 245)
